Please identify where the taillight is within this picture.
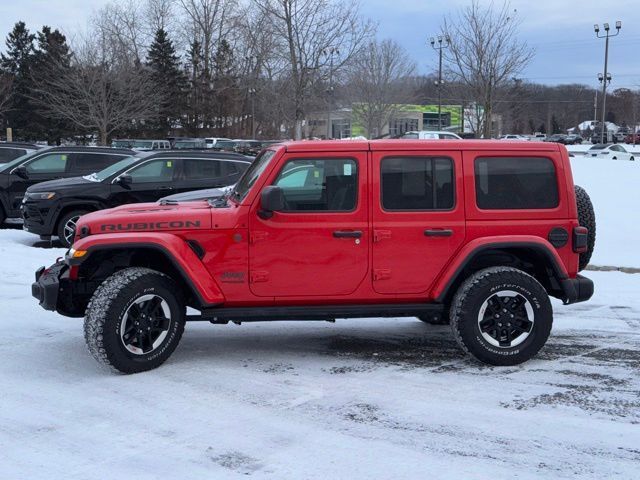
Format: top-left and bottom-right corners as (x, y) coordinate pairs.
(573, 226), (588, 253)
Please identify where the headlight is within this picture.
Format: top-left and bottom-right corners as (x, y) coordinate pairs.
(26, 192), (56, 200)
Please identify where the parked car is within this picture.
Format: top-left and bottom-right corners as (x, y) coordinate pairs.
(1, 146), (134, 226)
(498, 134), (529, 141)
(233, 140), (263, 156)
(529, 133), (547, 142)
(587, 143), (635, 161)
(624, 133), (640, 144)
(0, 142), (43, 166)
(204, 137), (231, 149)
(544, 134), (567, 143)
(173, 139), (207, 149)
(561, 134), (583, 145)
(21, 150), (251, 246)
(399, 131), (462, 140)
(33, 139), (595, 373)
(130, 139), (172, 151)
(213, 140), (237, 152)
(111, 139), (133, 149)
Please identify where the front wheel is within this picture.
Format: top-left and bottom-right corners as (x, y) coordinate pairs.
(57, 210), (88, 248)
(84, 267), (185, 373)
(450, 267), (552, 366)
(630, 156), (635, 161)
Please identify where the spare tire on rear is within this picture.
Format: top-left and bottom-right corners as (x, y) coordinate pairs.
(575, 185), (596, 271)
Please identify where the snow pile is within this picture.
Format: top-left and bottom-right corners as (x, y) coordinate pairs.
(570, 156), (640, 267)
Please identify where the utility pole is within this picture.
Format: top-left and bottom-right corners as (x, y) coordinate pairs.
(249, 88), (256, 139)
(595, 21), (621, 143)
(593, 89), (598, 124)
(430, 35), (450, 132)
(324, 47), (338, 139)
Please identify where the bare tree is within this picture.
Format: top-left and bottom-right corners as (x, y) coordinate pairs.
(253, 0), (374, 139)
(442, 1), (533, 138)
(92, 1), (148, 64)
(31, 39), (161, 145)
(348, 39), (416, 138)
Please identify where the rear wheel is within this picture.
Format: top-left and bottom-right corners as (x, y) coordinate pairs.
(56, 210), (88, 248)
(450, 267), (552, 366)
(84, 267), (185, 374)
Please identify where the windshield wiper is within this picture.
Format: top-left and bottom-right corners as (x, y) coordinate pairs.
(159, 199), (179, 205)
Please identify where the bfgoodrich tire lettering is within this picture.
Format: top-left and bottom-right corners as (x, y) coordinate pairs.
(450, 267), (552, 366)
(84, 267), (185, 373)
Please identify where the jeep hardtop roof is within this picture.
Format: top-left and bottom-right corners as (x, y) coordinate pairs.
(276, 139), (564, 153)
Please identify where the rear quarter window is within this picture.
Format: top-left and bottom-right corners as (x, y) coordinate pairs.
(474, 157), (559, 210)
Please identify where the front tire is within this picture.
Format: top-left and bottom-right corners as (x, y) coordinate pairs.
(450, 267), (552, 366)
(84, 268), (185, 374)
(57, 210), (88, 248)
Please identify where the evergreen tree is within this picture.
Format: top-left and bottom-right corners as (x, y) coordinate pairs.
(551, 114), (560, 134)
(183, 40), (204, 135)
(147, 28), (186, 135)
(0, 22), (35, 139)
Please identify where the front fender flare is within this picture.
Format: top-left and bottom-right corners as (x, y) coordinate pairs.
(71, 233), (225, 306)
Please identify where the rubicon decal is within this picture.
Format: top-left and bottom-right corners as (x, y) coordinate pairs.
(100, 221), (202, 231)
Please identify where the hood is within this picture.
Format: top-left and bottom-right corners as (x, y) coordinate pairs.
(77, 202), (214, 236)
(27, 176), (92, 192)
(159, 187), (225, 202)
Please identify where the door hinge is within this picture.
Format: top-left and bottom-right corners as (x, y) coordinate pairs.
(373, 230), (392, 243)
(373, 269), (391, 281)
(250, 271), (269, 283)
(250, 231), (269, 244)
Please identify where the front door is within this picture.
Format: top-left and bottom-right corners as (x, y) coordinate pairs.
(371, 151), (465, 295)
(249, 152), (368, 297)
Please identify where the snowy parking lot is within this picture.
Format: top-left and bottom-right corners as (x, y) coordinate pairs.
(2, 156), (640, 479)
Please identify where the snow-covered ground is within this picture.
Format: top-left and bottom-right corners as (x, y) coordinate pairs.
(1, 226), (639, 479)
(570, 156), (639, 268)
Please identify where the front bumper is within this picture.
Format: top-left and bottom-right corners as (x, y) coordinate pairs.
(32, 260), (67, 311)
(561, 274), (594, 304)
(21, 200), (56, 236)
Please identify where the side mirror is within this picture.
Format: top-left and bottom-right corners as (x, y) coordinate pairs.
(13, 165), (29, 179)
(258, 186), (285, 219)
(116, 174), (133, 189)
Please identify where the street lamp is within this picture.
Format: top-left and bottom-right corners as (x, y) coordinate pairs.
(595, 20), (621, 143)
(430, 35), (450, 131)
(248, 87), (257, 139)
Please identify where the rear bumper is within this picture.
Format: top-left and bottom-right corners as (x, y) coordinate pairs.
(561, 274), (594, 304)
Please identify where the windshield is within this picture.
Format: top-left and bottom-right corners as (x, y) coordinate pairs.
(132, 140), (154, 149)
(232, 150), (276, 202)
(0, 149), (48, 173)
(88, 156), (139, 182)
(589, 144), (608, 150)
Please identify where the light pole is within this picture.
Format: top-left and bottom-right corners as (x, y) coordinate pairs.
(597, 72), (612, 142)
(594, 21), (621, 143)
(248, 87), (256, 139)
(430, 35), (450, 132)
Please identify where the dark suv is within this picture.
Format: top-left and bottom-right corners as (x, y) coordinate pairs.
(1, 146), (133, 226)
(22, 150), (251, 246)
(0, 142), (43, 166)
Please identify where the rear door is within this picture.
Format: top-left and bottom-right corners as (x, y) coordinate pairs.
(249, 151), (368, 297)
(371, 150), (465, 295)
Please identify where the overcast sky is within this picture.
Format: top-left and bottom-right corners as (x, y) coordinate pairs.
(1, 0), (638, 89)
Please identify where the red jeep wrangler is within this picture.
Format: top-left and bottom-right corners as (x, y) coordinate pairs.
(32, 140), (595, 373)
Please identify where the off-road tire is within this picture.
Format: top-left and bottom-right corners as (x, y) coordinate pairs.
(450, 267), (553, 366)
(84, 267), (185, 374)
(417, 314), (449, 325)
(56, 209), (88, 248)
(574, 185), (596, 271)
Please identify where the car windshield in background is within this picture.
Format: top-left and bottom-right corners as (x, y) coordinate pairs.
(232, 149), (276, 202)
(112, 140), (132, 148)
(174, 141), (206, 149)
(131, 140), (154, 149)
(87, 156), (139, 182)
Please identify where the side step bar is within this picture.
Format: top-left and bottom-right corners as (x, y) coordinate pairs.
(188, 303), (445, 323)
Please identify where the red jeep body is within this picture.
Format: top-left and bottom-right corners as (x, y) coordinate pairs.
(33, 140), (594, 372)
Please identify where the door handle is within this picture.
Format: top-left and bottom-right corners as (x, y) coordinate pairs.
(424, 229), (453, 237)
(158, 186), (173, 191)
(333, 230), (362, 238)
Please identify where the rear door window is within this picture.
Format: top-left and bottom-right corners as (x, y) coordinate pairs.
(25, 153), (69, 174)
(183, 158), (222, 179)
(128, 159), (176, 183)
(474, 157), (558, 209)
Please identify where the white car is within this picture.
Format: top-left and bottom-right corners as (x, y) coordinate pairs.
(400, 131), (462, 140)
(205, 137), (231, 149)
(498, 134), (530, 141)
(588, 144), (635, 161)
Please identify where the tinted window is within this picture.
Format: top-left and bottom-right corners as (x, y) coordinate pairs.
(381, 157), (454, 210)
(273, 158), (357, 212)
(0, 148), (26, 162)
(25, 153), (68, 173)
(401, 133), (418, 139)
(77, 153), (126, 172)
(475, 157), (558, 210)
(183, 159), (222, 179)
(128, 159), (175, 183)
